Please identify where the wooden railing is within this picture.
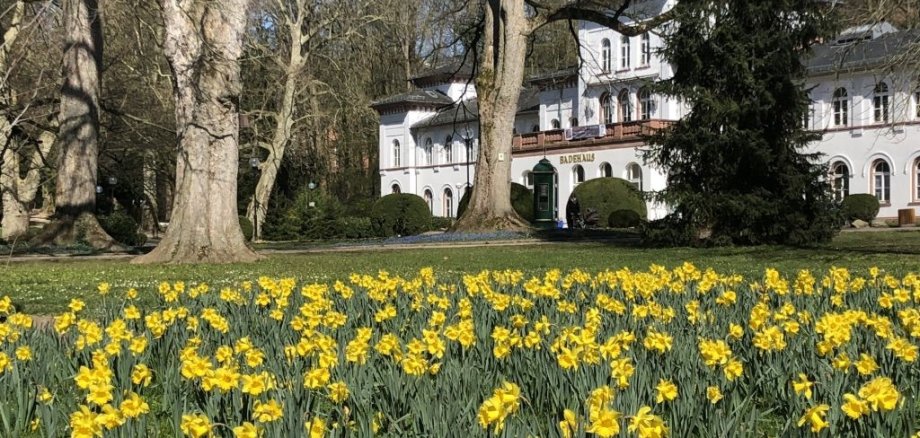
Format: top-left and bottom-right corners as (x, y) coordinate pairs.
(512, 119), (675, 152)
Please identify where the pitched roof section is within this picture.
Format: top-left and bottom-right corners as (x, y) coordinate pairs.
(412, 87), (540, 129)
(807, 29), (920, 75)
(370, 89), (454, 112)
(410, 62), (475, 87)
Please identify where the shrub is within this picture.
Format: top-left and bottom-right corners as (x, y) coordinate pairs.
(338, 217), (375, 239)
(100, 211), (144, 246)
(456, 183), (534, 222)
(430, 217), (454, 230)
(569, 178), (646, 227)
(608, 209), (642, 228)
(640, 214), (694, 247)
(841, 194), (880, 222)
(239, 215), (254, 241)
(370, 193), (432, 237)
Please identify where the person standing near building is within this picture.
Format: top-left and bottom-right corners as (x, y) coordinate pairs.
(566, 196), (581, 229)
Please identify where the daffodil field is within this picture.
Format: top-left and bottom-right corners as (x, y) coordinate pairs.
(1, 264), (919, 437)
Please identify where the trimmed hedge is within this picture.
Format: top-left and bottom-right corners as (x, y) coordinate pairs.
(841, 194), (880, 222)
(608, 209), (643, 228)
(569, 178), (646, 227)
(100, 211), (145, 247)
(370, 193), (432, 237)
(456, 183), (534, 222)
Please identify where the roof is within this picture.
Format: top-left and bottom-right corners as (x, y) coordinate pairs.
(410, 62), (475, 86)
(411, 87), (540, 129)
(807, 29), (920, 75)
(528, 67), (579, 87)
(370, 89), (454, 111)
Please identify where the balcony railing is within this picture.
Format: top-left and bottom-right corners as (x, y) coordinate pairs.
(512, 119), (675, 152)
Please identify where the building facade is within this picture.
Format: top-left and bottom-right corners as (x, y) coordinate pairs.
(372, 0), (920, 224)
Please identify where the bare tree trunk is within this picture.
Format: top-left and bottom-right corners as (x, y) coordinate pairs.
(453, 0), (530, 232)
(141, 148), (160, 235)
(134, 0), (258, 263)
(1, 130), (54, 239)
(34, 0), (116, 248)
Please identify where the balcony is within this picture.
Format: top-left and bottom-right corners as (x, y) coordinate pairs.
(512, 119), (675, 153)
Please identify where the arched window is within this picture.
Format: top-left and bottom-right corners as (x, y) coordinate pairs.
(551, 119), (561, 129)
(618, 89), (632, 123)
(620, 35), (630, 69)
(573, 165), (585, 185)
(640, 33), (651, 66)
(871, 159), (891, 203)
(600, 93), (614, 125)
(914, 88), (920, 119)
(391, 183), (401, 194)
(569, 117), (579, 128)
(601, 39), (612, 73)
(443, 188), (454, 217)
(531, 124), (540, 132)
(444, 135), (453, 163)
(626, 163), (642, 190)
(832, 88), (849, 127)
(423, 189), (433, 213)
(874, 82), (890, 123)
(464, 139), (474, 162)
(600, 162), (612, 178)
(523, 171), (534, 188)
(830, 161), (849, 202)
(638, 88), (653, 120)
(392, 140), (401, 167)
(423, 138), (433, 165)
(914, 158), (920, 201)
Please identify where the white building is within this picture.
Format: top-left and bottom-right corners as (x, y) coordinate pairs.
(372, 1), (920, 224)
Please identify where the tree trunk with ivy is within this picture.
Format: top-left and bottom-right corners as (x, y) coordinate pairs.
(134, 0), (259, 263)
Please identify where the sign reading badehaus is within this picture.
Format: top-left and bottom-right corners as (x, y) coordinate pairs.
(560, 153), (595, 164)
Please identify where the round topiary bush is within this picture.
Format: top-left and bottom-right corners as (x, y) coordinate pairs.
(608, 209), (642, 228)
(456, 183), (534, 222)
(841, 194), (880, 223)
(239, 215), (254, 241)
(569, 178), (646, 227)
(100, 211), (143, 246)
(370, 193), (432, 237)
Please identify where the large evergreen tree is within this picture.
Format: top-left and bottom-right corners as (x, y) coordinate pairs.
(646, 0), (841, 245)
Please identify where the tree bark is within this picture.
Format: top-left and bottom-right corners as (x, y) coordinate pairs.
(134, 0), (258, 263)
(453, 0), (531, 232)
(33, 0), (117, 248)
(1, 131), (54, 240)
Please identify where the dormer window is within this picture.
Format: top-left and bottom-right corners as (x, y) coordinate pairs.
(601, 39), (612, 73)
(874, 82), (890, 123)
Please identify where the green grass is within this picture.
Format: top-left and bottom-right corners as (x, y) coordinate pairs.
(2, 230), (920, 315)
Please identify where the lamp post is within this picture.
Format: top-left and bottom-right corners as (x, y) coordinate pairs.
(249, 157), (261, 241)
(307, 181), (316, 208)
(106, 176), (117, 213)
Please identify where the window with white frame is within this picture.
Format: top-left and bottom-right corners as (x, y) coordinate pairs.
(424, 189), (433, 213)
(573, 165), (585, 185)
(423, 138), (433, 165)
(830, 161), (849, 202)
(551, 119), (561, 129)
(600, 162), (612, 178)
(872, 159), (891, 203)
(914, 158), (920, 201)
(392, 140), (401, 167)
(444, 135), (453, 163)
(618, 89), (632, 122)
(915, 89), (920, 119)
(620, 35), (631, 69)
(874, 82), (890, 123)
(443, 188), (454, 217)
(464, 139), (474, 162)
(832, 88), (848, 127)
(627, 163), (643, 190)
(638, 88), (653, 120)
(640, 33), (651, 66)
(601, 39), (612, 73)
(601, 93), (614, 124)
(523, 171), (534, 188)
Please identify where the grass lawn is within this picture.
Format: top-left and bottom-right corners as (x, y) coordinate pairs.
(2, 229), (920, 315)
